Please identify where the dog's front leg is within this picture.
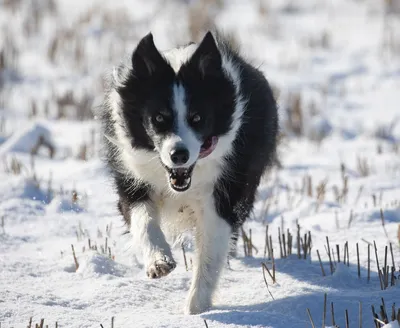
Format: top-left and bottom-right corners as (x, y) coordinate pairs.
(130, 202), (176, 278)
(185, 203), (232, 314)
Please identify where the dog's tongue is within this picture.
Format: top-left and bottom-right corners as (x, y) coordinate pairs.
(199, 136), (218, 159)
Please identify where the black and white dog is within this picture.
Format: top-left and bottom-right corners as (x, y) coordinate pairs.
(99, 31), (278, 314)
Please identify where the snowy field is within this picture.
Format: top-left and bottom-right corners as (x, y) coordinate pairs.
(1, 0), (400, 327)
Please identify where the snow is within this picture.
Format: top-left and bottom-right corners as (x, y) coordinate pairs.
(0, 123), (54, 156)
(384, 322), (400, 328)
(1, 0), (400, 327)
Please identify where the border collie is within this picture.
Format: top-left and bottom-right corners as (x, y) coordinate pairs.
(99, 31), (278, 314)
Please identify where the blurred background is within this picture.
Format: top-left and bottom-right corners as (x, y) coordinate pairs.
(1, 0), (400, 151)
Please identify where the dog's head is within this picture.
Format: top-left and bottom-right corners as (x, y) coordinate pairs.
(114, 32), (238, 192)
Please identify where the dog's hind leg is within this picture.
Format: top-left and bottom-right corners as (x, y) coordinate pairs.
(184, 202), (232, 314)
(130, 202), (176, 279)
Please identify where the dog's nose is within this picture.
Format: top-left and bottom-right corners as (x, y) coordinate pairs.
(170, 147), (189, 165)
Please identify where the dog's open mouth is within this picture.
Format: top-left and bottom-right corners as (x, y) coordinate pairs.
(199, 136), (218, 159)
(165, 137), (218, 192)
(168, 166), (194, 192)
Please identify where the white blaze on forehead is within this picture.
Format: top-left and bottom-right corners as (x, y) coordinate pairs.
(172, 83), (187, 123)
(162, 44), (198, 73)
(159, 83), (202, 168)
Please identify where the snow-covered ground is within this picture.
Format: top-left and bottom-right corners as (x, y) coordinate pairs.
(1, 0), (399, 327)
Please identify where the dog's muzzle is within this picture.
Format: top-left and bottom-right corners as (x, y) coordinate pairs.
(165, 136), (218, 192)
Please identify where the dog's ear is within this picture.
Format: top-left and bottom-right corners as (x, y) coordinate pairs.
(188, 32), (222, 77)
(132, 33), (170, 79)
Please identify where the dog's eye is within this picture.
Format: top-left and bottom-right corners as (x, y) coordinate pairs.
(191, 114), (201, 123)
(155, 114), (164, 123)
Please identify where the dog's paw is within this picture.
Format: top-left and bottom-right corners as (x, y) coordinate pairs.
(184, 288), (212, 315)
(146, 255), (176, 279)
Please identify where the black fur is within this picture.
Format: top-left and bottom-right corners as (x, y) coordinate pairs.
(213, 44), (278, 229)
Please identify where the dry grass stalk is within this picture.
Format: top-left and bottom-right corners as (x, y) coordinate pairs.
(332, 247), (337, 267)
(77, 143), (88, 161)
(326, 236), (334, 274)
(71, 244), (79, 271)
(271, 247), (276, 283)
(241, 227), (248, 257)
(29, 100), (38, 118)
(72, 190), (78, 204)
(348, 209), (354, 229)
(354, 185), (364, 205)
(260, 196), (271, 222)
(374, 241), (384, 290)
(282, 233), (287, 258)
(306, 308), (316, 328)
(331, 302), (336, 327)
(389, 243), (395, 272)
(343, 241), (350, 266)
(316, 178), (328, 210)
(278, 227), (283, 258)
(357, 156), (371, 177)
(368, 243), (371, 283)
(322, 293), (327, 328)
(297, 222), (301, 259)
(261, 263), (275, 300)
(286, 93), (303, 136)
(307, 175), (313, 197)
(383, 246), (388, 288)
(181, 243), (188, 271)
(356, 243), (360, 278)
(372, 298), (400, 326)
(286, 229), (292, 256)
(106, 223), (112, 238)
(249, 229), (254, 257)
(5, 156), (24, 175)
(342, 177), (348, 204)
(317, 250), (325, 276)
(372, 305), (383, 328)
(264, 225), (269, 258)
(380, 209), (390, 240)
(241, 227), (258, 257)
(261, 262), (276, 284)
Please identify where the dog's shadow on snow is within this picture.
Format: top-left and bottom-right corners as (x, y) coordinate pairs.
(201, 256), (384, 327)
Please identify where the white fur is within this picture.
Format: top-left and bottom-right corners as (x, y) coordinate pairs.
(129, 202), (173, 271)
(159, 83), (202, 168)
(162, 44), (198, 73)
(184, 195), (232, 314)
